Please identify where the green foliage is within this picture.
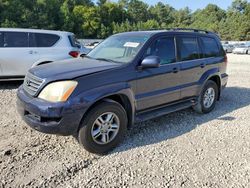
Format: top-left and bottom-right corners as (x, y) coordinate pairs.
(0, 0), (249, 40)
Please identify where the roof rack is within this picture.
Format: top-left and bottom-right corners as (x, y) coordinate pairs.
(145, 28), (217, 35)
(169, 28), (214, 34)
(139, 28), (220, 38)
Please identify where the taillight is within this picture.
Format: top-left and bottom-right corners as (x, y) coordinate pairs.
(69, 51), (79, 58)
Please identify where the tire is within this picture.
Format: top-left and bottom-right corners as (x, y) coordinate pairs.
(78, 100), (127, 154)
(193, 80), (219, 114)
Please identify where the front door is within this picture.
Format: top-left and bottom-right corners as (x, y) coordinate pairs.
(0, 32), (40, 76)
(136, 36), (181, 111)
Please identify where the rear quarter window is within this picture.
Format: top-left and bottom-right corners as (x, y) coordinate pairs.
(3, 32), (29, 47)
(177, 37), (200, 61)
(201, 37), (220, 57)
(32, 33), (60, 47)
(68, 35), (81, 48)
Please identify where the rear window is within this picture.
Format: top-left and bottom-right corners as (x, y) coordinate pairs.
(3, 32), (28, 47)
(0, 32), (3, 47)
(201, 37), (220, 58)
(68, 35), (81, 48)
(30, 33), (60, 47)
(177, 37), (200, 61)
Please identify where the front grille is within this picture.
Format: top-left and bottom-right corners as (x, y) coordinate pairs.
(23, 72), (44, 96)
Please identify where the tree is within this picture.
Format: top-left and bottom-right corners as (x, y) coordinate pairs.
(149, 2), (175, 27)
(73, 5), (100, 38)
(172, 7), (192, 28)
(0, 0), (250, 40)
(191, 4), (226, 32)
(127, 0), (149, 23)
(231, 0), (248, 12)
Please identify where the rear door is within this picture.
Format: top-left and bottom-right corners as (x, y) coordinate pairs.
(29, 32), (62, 64)
(176, 35), (204, 99)
(136, 36), (181, 111)
(199, 36), (225, 79)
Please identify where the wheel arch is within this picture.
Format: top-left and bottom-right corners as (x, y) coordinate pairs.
(31, 59), (55, 68)
(77, 93), (135, 133)
(207, 75), (221, 100)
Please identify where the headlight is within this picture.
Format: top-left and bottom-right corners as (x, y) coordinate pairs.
(38, 81), (78, 102)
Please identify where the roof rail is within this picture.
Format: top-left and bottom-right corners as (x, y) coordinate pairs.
(169, 28), (214, 34)
(138, 28), (220, 38)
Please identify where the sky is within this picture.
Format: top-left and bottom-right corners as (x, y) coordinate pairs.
(140, 0), (233, 10)
(103, 0), (250, 11)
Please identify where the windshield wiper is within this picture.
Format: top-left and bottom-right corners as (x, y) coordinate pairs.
(95, 58), (118, 63)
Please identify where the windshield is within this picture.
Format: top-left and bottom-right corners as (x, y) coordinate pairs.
(87, 34), (150, 63)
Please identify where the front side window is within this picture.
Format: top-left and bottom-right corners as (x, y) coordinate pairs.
(144, 37), (176, 65)
(177, 37), (200, 61)
(201, 37), (220, 58)
(33, 33), (60, 47)
(4, 32), (28, 47)
(87, 34), (149, 64)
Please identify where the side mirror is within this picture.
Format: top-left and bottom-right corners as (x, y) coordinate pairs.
(140, 56), (160, 69)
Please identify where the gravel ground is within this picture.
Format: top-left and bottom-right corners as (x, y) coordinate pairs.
(1, 54), (250, 188)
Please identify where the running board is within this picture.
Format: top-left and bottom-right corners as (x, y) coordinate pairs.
(135, 99), (196, 123)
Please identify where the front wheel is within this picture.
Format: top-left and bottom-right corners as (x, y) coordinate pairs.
(78, 100), (127, 154)
(193, 80), (219, 114)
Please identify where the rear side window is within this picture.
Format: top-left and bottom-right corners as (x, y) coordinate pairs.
(30, 33), (60, 47)
(68, 35), (81, 48)
(145, 37), (176, 65)
(201, 37), (220, 57)
(0, 32), (3, 47)
(177, 37), (200, 61)
(3, 32), (28, 47)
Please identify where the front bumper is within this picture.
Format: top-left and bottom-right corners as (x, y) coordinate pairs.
(17, 86), (86, 136)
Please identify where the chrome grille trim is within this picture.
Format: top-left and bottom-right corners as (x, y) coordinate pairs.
(23, 72), (44, 96)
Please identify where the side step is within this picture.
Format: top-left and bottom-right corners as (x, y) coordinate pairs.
(135, 99), (196, 123)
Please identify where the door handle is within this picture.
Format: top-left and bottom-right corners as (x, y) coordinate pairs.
(172, 67), (179, 73)
(200, 63), (206, 68)
(29, 50), (38, 54)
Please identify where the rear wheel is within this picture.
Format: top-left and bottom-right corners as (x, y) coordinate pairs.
(78, 100), (127, 154)
(193, 80), (219, 114)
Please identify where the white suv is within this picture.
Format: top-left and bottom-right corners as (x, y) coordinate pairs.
(0, 28), (81, 80)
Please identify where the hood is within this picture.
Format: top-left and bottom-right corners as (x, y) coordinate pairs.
(29, 58), (120, 80)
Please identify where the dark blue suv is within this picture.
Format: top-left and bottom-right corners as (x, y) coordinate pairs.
(17, 29), (228, 154)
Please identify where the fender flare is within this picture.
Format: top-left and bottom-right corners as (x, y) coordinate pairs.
(198, 68), (221, 95)
(75, 82), (136, 128)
